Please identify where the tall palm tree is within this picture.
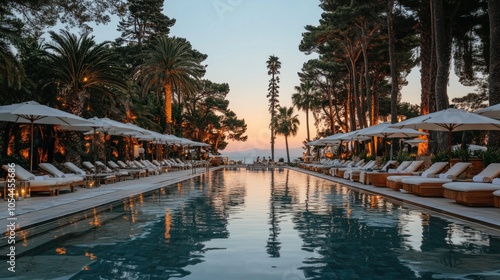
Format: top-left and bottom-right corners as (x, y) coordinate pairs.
(292, 80), (317, 146)
(274, 106), (300, 163)
(43, 30), (128, 164)
(266, 55), (281, 161)
(135, 36), (204, 134)
(44, 30), (127, 117)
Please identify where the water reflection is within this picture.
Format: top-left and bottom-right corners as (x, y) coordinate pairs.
(9, 169), (500, 279)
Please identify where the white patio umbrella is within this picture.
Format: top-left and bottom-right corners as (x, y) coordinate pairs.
(357, 123), (427, 159)
(404, 138), (427, 147)
(60, 117), (140, 171)
(0, 101), (94, 171)
(390, 108), (500, 161)
(474, 103), (500, 119)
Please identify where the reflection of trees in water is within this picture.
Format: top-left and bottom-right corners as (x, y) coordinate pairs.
(267, 169), (299, 258)
(291, 179), (418, 279)
(58, 171), (247, 279)
(291, 175), (499, 279)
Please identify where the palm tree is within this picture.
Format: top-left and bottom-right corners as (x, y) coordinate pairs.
(134, 36), (204, 134)
(274, 106), (300, 163)
(266, 55), (281, 161)
(44, 30), (128, 117)
(292, 80), (317, 146)
(43, 30), (128, 163)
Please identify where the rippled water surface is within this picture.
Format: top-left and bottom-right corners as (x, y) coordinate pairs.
(9, 168), (500, 279)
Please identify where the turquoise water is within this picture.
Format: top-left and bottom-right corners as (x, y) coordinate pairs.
(5, 168), (500, 279)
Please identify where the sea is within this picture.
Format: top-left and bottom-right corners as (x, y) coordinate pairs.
(219, 147), (304, 164)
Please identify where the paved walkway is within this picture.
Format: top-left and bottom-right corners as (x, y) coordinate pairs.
(0, 166), (219, 231)
(291, 167), (500, 231)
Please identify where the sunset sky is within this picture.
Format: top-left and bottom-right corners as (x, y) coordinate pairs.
(90, 0), (475, 153)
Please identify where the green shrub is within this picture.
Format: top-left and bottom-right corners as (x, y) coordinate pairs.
(431, 150), (449, 163)
(481, 148), (500, 168)
(452, 147), (471, 162)
(395, 151), (412, 162)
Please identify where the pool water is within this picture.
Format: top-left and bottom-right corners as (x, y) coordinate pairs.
(6, 168), (500, 279)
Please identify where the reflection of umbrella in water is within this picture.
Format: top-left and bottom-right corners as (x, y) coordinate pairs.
(0, 101), (93, 171)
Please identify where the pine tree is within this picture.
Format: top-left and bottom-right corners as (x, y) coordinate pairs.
(266, 55), (281, 161)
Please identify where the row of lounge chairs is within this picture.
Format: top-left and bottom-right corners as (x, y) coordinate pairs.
(3, 158), (205, 197)
(299, 158), (500, 208)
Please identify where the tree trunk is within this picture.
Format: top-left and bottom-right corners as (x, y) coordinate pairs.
(164, 82), (173, 134)
(488, 0), (500, 147)
(362, 42), (373, 127)
(432, 0), (450, 111)
(418, 0), (432, 155)
(432, 0), (451, 151)
(326, 79), (336, 134)
(387, 0), (398, 124)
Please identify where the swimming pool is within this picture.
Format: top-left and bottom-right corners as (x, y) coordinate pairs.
(4, 168), (500, 279)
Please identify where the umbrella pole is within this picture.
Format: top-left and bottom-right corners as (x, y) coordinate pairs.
(93, 128), (97, 174)
(448, 130), (452, 166)
(30, 120), (34, 172)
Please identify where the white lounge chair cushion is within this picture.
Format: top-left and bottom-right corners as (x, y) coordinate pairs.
(400, 177), (453, 185)
(471, 163), (500, 183)
(442, 182), (500, 192)
(421, 162), (448, 177)
(493, 190), (500, 196)
(387, 175), (414, 183)
(437, 162), (472, 179)
(28, 179), (61, 187)
(388, 161), (412, 173)
(403, 161), (424, 173)
(10, 165), (35, 181)
(64, 162), (87, 175)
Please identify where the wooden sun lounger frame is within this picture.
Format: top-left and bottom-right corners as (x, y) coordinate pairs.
(366, 172), (414, 187)
(402, 182), (450, 197)
(28, 182), (75, 196)
(443, 188), (497, 207)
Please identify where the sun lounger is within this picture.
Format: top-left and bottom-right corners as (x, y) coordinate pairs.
(175, 158), (193, 169)
(132, 160), (157, 175)
(365, 161), (424, 187)
(386, 162), (448, 191)
(330, 160), (356, 176)
(108, 160), (145, 178)
(152, 159), (169, 173)
(140, 160), (162, 174)
(3, 164), (75, 196)
(165, 159), (186, 170)
(442, 163), (500, 206)
(494, 190), (500, 208)
(342, 160), (377, 179)
(66, 162), (116, 185)
(400, 162), (472, 197)
(358, 160), (397, 184)
(95, 161), (132, 181)
(38, 163), (85, 188)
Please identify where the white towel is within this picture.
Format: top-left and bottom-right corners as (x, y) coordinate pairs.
(439, 174), (455, 179)
(472, 175), (493, 183)
(492, 178), (500, 185)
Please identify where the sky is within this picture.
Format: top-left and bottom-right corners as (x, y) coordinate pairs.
(89, 0), (475, 154)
